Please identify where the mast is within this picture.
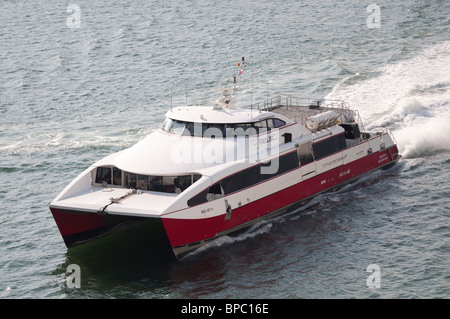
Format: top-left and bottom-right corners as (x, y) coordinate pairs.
(213, 57), (245, 110)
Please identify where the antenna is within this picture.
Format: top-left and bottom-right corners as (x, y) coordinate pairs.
(213, 57), (246, 110)
(251, 89), (253, 117)
(234, 57), (245, 88)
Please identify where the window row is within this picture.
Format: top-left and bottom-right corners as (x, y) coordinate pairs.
(94, 166), (201, 194)
(296, 133), (347, 166)
(187, 151), (299, 206)
(312, 133), (347, 160)
(162, 118), (286, 138)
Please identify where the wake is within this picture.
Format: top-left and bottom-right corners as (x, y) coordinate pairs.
(326, 41), (450, 158)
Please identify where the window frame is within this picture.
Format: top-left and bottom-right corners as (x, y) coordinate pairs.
(312, 133), (347, 160)
(93, 166), (201, 195)
(94, 166), (115, 185)
(161, 118), (286, 138)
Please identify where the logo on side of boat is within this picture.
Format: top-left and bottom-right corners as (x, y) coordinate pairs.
(339, 169), (351, 178)
(378, 153), (389, 164)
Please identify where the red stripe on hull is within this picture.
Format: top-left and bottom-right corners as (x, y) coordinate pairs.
(162, 149), (398, 248)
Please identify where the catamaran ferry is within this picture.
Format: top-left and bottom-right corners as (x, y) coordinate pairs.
(49, 59), (401, 259)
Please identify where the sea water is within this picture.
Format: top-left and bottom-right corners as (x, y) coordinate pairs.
(0, 0), (449, 298)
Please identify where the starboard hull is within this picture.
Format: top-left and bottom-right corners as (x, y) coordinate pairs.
(164, 146), (400, 259)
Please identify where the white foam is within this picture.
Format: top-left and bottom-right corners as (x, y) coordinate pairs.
(183, 221), (274, 259)
(326, 41), (450, 158)
(394, 117), (450, 158)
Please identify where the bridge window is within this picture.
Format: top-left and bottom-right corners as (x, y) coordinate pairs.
(162, 117), (286, 138)
(268, 118), (286, 128)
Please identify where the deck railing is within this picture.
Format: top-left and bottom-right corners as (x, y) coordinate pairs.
(251, 94), (366, 134)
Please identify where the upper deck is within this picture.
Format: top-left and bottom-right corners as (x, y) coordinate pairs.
(166, 94), (363, 128)
(255, 95), (362, 128)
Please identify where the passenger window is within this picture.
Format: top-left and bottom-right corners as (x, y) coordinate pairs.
(176, 175), (192, 192)
(125, 172), (137, 189)
(193, 174), (202, 183)
(113, 168), (122, 186)
(137, 175), (150, 190)
(187, 189), (208, 207)
(95, 167), (112, 185)
(312, 134), (346, 160)
(207, 183), (224, 201)
(149, 176), (163, 191)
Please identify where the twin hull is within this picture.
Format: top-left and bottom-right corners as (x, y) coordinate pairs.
(50, 131), (400, 259)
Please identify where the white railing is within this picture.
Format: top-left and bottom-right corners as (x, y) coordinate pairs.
(251, 94), (366, 134)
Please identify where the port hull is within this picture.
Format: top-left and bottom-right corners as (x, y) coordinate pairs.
(50, 207), (170, 250)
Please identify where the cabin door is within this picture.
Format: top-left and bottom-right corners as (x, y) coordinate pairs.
(224, 199), (233, 220)
(208, 182), (233, 221)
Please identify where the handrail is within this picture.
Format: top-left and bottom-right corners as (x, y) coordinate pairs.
(250, 94), (367, 137)
(252, 94), (352, 112)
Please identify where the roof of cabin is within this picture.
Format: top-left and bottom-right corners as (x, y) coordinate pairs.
(166, 106), (282, 124)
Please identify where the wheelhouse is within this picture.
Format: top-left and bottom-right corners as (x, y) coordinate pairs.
(161, 116), (287, 138)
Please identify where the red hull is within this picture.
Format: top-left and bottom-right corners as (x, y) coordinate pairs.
(50, 208), (135, 248)
(162, 147), (399, 250)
